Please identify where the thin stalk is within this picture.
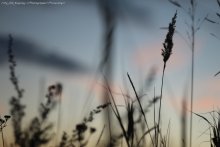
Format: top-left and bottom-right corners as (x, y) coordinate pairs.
(157, 62), (166, 147)
(1, 126), (5, 147)
(189, 42), (194, 147)
(167, 121), (171, 147)
(181, 99), (187, 147)
(96, 124), (105, 146)
(154, 87), (157, 145)
(56, 94), (62, 145)
(98, 0), (115, 143)
(190, 1), (195, 147)
(107, 100), (112, 140)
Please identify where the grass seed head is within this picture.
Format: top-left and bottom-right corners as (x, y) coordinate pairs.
(162, 11), (177, 63)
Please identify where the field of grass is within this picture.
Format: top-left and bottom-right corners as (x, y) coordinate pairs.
(0, 0), (220, 147)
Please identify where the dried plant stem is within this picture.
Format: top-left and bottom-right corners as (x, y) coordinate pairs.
(157, 62), (166, 147)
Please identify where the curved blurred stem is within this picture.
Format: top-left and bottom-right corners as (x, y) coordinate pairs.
(98, 0), (115, 143)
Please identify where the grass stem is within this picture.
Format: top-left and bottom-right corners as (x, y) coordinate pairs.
(190, 1), (195, 146)
(157, 62), (166, 147)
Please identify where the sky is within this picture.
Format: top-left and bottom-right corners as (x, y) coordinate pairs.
(0, 0), (220, 146)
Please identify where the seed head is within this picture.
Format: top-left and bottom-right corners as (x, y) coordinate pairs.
(161, 11), (177, 63)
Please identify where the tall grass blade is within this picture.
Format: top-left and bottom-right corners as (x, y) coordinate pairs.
(127, 72), (154, 145)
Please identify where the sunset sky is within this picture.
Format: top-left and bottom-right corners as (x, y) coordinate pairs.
(0, 0), (220, 146)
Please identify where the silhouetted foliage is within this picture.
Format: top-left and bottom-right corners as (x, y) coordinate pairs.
(7, 35), (57, 147)
(0, 114), (11, 147)
(8, 34), (26, 146)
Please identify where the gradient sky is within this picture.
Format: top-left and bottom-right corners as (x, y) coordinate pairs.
(0, 0), (220, 146)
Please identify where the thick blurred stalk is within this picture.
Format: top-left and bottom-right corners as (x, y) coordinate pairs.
(189, 1), (195, 147)
(98, 0), (115, 145)
(181, 98), (187, 147)
(38, 77), (46, 106)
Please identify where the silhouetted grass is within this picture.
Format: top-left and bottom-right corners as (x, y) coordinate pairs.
(157, 11), (177, 147)
(7, 35), (58, 147)
(3, 12), (177, 147)
(127, 73), (154, 146)
(193, 111), (220, 147)
(3, 5), (220, 147)
(58, 103), (109, 147)
(8, 34), (26, 146)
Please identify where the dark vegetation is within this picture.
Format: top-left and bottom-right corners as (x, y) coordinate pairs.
(1, 0), (220, 147)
